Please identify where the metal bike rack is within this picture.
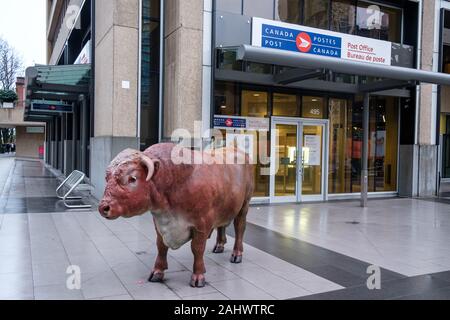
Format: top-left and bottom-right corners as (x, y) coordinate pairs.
(56, 170), (92, 209)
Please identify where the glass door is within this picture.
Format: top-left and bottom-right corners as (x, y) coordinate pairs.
(271, 117), (328, 203)
(270, 120), (299, 203)
(300, 123), (326, 201)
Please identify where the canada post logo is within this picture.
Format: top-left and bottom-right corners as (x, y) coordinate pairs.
(213, 117), (246, 129)
(261, 24), (342, 58)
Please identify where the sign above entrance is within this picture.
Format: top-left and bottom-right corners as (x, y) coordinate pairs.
(213, 115), (270, 131)
(31, 101), (73, 114)
(252, 17), (392, 66)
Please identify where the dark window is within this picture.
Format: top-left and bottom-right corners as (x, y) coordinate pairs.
(140, 0), (161, 150)
(214, 82), (239, 115)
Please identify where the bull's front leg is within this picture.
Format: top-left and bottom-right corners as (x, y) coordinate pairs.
(190, 229), (208, 288)
(149, 224), (168, 283)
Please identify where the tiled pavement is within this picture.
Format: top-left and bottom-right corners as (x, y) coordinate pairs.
(2, 156), (450, 300)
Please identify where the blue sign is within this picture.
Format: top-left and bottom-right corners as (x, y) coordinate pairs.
(261, 24), (342, 58)
(213, 117), (247, 129)
(31, 101), (73, 113)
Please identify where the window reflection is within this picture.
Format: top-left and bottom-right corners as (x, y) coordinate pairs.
(328, 96), (398, 194)
(302, 96), (326, 119)
(214, 82), (238, 115)
(356, 1), (402, 42)
(275, 0), (302, 24)
(241, 90), (269, 117)
(303, 0), (329, 30)
(273, 93), (299, 116)
(331, 0), (355, 34)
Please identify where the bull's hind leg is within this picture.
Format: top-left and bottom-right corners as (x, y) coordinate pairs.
(149, 223), (168, 283)
(213, 226), (227, 253)
(230, 200), (249, 264)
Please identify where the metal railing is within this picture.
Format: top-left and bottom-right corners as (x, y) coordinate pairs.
(56, 170), (92, 209)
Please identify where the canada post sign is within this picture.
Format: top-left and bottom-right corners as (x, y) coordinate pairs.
(252, 17), (392, 66)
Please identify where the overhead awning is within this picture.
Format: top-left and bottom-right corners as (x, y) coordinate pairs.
(237, 44), (450, 208)
(24, 64), (91, 121)
(237, 44), (450, 87)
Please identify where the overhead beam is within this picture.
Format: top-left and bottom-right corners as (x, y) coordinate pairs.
(274, 68), (325, 85)
(238, 45), (450, 86)
(358, 79), (416, 93)
(29, 93), (80, 102)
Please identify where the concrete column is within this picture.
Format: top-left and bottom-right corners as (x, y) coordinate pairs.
(91, 0), (140, 199)
(163, 0), (204, 140)
(416, 0), (439, 196)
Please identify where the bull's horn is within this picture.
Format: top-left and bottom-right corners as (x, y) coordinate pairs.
(140, 154), (155, 181)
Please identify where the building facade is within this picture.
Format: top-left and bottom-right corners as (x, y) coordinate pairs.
(0, 77), (45, 159)
(31, 0), (449, 202)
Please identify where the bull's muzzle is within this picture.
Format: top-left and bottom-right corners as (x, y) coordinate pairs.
(98, 201), (112, 219)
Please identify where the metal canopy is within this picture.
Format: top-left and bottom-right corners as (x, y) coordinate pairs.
(24, 64), (91, 121)
(237, 45), (450, 86)
(237, 44), (450, 207)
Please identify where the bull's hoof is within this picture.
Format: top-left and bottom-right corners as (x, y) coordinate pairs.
(148, 271), (165, 283)
(213, 244), (225, 254)
(190, 274), (206, 288)
(230, 254), (243, 264)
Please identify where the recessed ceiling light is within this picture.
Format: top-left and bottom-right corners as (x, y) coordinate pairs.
(220, 105), (227, 109)
(253, 94), (260, 97)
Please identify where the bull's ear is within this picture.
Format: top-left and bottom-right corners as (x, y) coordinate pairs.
(140, 155), (159, 181)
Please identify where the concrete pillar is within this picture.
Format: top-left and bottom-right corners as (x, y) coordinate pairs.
(91, 0), (140, 199)
(163, 0), (204, 140)
(416, 0), (439, 197)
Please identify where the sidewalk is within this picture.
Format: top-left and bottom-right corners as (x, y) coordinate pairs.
(1, 158), (450, 300)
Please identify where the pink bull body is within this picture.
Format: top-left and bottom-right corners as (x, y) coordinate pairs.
(99, 143), (254, 287)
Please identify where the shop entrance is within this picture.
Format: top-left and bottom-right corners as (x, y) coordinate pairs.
(270, 117), (328, 203)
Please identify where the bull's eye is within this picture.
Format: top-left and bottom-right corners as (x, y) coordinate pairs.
(128, 176), (137, 184)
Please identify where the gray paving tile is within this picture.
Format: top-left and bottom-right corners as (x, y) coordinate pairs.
(80, 270), (128, 300)
(124, 281), (180, 300)
(164, 271), (219, 298)
(32, 261), (72, 287)
(34, 284), (84, 300)
(112, 261), (150, 285)
(183, 292), (230, 300)
(211, 278), (276, 300)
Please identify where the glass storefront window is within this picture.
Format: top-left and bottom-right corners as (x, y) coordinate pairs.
(273, 93), (299, 116)
(330, 0), (355, 34)
(246, 62), (273, 74)
(303, 0), (329, 30)
(328, 98), (352, 193)
(214, 82), (238, 115)
(217, 49), (243, 71)
(140, 0), (160, 150)
(328, 96), (399, 194)
(356, 1), (402, 43)
(302, 96), (326, 119)
(244, 0), (275, 19)
(275, 0), (302, 24)
(241, 90), (269, 117)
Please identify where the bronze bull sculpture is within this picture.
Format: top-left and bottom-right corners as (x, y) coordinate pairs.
(98, 143), (254, 287)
